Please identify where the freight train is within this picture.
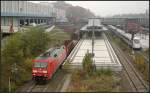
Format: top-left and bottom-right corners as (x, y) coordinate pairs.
(32, 40), (75, 82)
(107, 25), (142, 49)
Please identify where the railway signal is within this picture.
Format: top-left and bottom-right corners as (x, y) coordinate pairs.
(9, 63), (18, 92)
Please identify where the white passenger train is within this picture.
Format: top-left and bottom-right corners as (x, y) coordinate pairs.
(108, 25), (142, 50)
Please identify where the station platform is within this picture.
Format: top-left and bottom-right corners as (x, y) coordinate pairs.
(66, 33), (122, 71)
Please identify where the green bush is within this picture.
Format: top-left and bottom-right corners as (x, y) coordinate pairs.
(1, 26), (72, 92)
(1, 27), (51, 92)
(24, 58), (33, 71)
(82, 50), (94, 75)
(72, 70), (82, 82)
(47, 27), (70, 47)
(68, 69), (118, 92)
(21, 27), (50, 56)
(134, 53), (149, 82)
(95, 68), (113, 76)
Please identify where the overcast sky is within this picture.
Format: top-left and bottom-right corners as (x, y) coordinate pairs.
(30, 1), (149, 17)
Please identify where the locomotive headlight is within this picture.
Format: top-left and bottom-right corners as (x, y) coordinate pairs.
(32, 70), (37, 73)
(43, 70), (47, 73)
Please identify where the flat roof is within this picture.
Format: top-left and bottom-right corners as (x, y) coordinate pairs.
(80, 24), (108, 32)
(72, 39), (111, 64)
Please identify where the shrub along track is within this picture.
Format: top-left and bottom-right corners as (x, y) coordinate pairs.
(105, 31), (149, 92)
(135, 50), (149, 64)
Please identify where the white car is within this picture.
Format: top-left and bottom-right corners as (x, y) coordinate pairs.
(30, 23), (37, 27)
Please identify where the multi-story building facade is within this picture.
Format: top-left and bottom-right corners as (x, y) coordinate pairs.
(145, 9), (149, 15)
(1, 1), (67, 33)
(102, 17), (149, 28)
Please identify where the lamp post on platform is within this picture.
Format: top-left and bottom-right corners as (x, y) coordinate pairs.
(91, 19), (96, 71)
(92, 19), (95, 57)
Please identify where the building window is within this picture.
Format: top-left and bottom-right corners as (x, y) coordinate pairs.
(20, 8), (23, 12)
(3, 17), (6, 26)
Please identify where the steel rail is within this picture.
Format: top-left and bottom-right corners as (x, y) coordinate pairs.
(105, 30), (149, 92)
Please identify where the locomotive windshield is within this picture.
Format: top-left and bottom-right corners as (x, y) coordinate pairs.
(34, 62), (48, 68)
(134, 39), (140, 44)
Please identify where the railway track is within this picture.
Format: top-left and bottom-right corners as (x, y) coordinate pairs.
(18, 69), (68, 92)
(25, 39), (83, 92)
(16, 27), (148, 92)
(64, 34), (86, 65)
(67, 39), (84, 62)
(105, 31), (149, 92)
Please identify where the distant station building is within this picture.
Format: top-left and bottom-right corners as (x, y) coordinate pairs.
(80, 18), (108, 38)
(40, 2), (68, 23)
(102, 12), (149, 28)
(1, 1), (67, 33)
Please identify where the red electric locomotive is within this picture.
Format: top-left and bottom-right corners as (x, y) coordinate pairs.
(32, 40), (75, 82)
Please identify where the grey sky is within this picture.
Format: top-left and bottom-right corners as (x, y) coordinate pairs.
(30, 1), (149, 17)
